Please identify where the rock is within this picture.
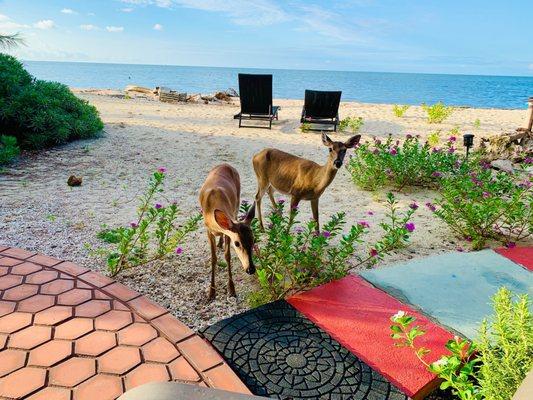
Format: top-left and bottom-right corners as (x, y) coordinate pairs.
(67, 175), (82, 187)
(225, 88), (238, 97)
(214, 91), (230, 101)
(491, 159), (514, 173)
(186, 94), (201, 103)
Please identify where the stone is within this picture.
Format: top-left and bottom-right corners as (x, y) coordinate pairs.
(67, 175), (83, 187)
(491, 159), (514, 173)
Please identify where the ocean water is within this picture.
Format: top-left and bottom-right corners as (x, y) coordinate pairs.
(24, 61), (533, 109)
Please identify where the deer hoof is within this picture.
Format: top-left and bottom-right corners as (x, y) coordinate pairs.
(228, 283), (236, 298)
(207, 287), (216, 301)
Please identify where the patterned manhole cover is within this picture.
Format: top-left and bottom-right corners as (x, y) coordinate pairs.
(201, 301), (409, 399)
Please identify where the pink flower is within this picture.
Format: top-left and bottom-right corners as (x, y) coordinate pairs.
(409, 202), (419, 210)
(405, 222), (415, 232)
(278, 199), (285, 205)
(175, 247), (183, 255)
(448, 136), (457, 142)
(432, 147), (441, 153)
(158, 167), (167, 173)
(457, 246), (464, 252)
(367, 211), (374, 216)
(358, 221), (370, 228)
(432, 171), (442, 178)
(506, 242), (516, 249)
(295, 226), (304, 234)
(130, 222), (138, 228)
(155, 203), (163, 209)
(426, 202), (436, 212)
(482, 192), (490, 198)
(370, 249), (378, 257)
(448, 147), (455, 154)
(322, 231), (331, 238)
(389, 148), (398, 156)
(524, 157), (532, 164)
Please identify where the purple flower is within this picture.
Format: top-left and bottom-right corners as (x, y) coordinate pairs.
(367, 211), (374, 216)
(322, 231), (331, 238)
(426, 202), (436, 212)
(373, 149), (380, 155)
(432, 171), (442, 178)
(155, 203), (163, 209)
(457, 246), (464, 252)
(242, 200), (249, 205)
(518, 180), (532, 189)
(405, 222), (415, 232)
(448, 136), (457, 142)
(448, 147), (455, 154)
(482, 192), (490, 198)
(157, 167), (167, 173)
(295, 226), (304, 234)
(406, 134), (413, 139)
(370, 249), (378, 257)
(130, 222), (138, 228)
(432, 147), (441, 153)
(358, 221), (370, 228)
(524, 157), (532, 164)
(465, 236), (473, 242)
(374, 138), (382, 145)
(389, 148), (398, 156)
(506, 242), (516, 249)
(278, 199), (285, 205)
(175, 247), (183, 255)
(480, 161), (491, 170)
(409, 202), (419, 210)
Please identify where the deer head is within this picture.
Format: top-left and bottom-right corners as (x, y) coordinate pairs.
(213, 204), (256, 274)
(322, 132), (361, 169)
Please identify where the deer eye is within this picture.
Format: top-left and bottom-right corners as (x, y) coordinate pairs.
(235, 241), (241, 247)
(329, 148), (332, 152)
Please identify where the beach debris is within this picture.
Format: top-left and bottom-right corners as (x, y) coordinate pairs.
(214, 91), (231, 101)
(158, 86), (187, 103)
(225, 88), (239, 97)
(125, 85), (155, 95)
(186, 93), (201, 103)
(67, 175), (83, 187)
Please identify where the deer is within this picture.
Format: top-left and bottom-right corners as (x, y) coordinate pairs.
(252, 132), (361, 231)
(199, 163), (256, 301)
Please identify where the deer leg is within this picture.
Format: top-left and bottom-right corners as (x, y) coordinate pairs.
(311, 198), (320, 232)
(224, 235), (236, 297)
(288, 196), (300, 227)
(207, 232), (217, 301)
(255, 187), (266, 230)
(217, 236), (223, 249)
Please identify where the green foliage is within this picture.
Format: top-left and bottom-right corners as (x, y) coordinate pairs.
(0, 53), (103, 149)
(300, 122), (311, 132)
(390, 288), (533, 400)
(97, 169), (202, 276)
(422, 102), (454, 124)
(0, 135), (19, 165)
(432, 162), (532, 249)
(346, 134), (460, 191)
(249, 193), (417, 306)
(339, 116), (364, 133)
(392, 104), (410, 118)
(474, 119), (481, 129)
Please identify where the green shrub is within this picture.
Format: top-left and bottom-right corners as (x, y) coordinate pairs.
(346, 134), (460, 191)
(422, 102), (454, 124)
(392, 104), (410, 118)
(339, 116), (364, 133)
(0, 53), (103, 149)
(300, 122), (311, 132)
(0, 135), (19, 165)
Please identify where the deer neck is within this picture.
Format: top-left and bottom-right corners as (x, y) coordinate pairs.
(316, 156), (338, 193)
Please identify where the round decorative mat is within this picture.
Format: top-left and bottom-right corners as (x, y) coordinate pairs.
(201, 301), (409, 399)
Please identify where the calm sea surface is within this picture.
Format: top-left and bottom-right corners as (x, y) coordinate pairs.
(24, 61), (533, 109)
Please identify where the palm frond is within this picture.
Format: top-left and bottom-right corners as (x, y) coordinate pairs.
(0, 33), (25, 49)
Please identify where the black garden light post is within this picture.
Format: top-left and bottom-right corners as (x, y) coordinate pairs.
(463, 134), (474, 158)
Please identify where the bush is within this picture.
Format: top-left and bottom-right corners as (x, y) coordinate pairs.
(392, 104), (410, 118)
(347, 134), (460, 191)
(0, 135), (19, 165)
(339, 116), (364, 133)
(431, 162), (532, 249)
(0, 53), (103, 149)
(422, 102), (454, 124)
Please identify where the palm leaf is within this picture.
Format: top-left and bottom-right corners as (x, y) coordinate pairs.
(0, 33), (25, 49)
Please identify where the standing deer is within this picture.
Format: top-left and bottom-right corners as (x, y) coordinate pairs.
(253, 133), (361, 230)
(199, 164), (256, 300)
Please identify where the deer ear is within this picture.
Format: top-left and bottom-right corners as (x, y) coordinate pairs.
(214, 209), (234, 231)
(322, 132), (333, 147)
(345, 135), (361, 148)
(244, 203), (256, 225)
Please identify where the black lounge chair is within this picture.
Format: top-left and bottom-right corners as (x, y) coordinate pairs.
(301, 90), (342, 131)
(234, 74), (279, 129)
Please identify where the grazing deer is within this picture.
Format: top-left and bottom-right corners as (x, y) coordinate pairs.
(199, 164), (256, 300)
(253, 133), (361, 230)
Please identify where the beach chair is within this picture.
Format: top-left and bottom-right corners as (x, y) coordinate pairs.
(301, 90), (342, 131)
(234, 74), (279, 129)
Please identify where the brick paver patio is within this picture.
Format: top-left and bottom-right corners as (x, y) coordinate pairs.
(0, 246), (250, 400)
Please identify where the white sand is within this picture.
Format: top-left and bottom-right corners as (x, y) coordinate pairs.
(0, 92), (528, 329)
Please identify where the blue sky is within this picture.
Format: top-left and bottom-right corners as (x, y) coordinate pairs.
(0, 0), (532, 76)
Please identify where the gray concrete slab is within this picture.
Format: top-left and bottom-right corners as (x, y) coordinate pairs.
(361, 250), (533, 339)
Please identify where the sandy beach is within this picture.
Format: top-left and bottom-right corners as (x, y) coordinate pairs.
(0, 91), (528, 330)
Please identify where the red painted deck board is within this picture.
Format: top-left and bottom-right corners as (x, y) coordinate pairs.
(495, 247), (533, 271)
(288, 275), (454, 399)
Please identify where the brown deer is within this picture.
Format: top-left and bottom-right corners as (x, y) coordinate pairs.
(252, 133), (361, 230)
(199, 163), (256, 300)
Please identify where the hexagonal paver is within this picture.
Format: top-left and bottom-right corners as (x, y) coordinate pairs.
(0, 367), (46, 398)
(0, 349), (26, 377)
(55, 317), (94, 340)
(75, 300), (111, 317)
(28, 340), (72, 367)
(26, 269), (58, 284)
(0, 257), (22, 267)
(34, 305), (73, 325)
(27, 254), (61, 267)
(26, 387), (72, 400)
(0, 312), (32, 333)
(3, 283), (39, 301)
(41, 278), (74, 295)
(2, 248), (35, 259)
(57, 289), (92, 306)
(0, 300), (16, 317)
(10, 262), (41, 275)
(168, 356), (201, 382)
(95, 310), (133, 331)
(75, 330), (116, 356)
(73, 374), (123, 400)
(142, 337), (180, 363)
(0, 274), (23, 290)
(125, 363), (170, 390)
(118, 323), (157, 346)
(49, 357), (96, 387)
(0, 333), (7, 350)
(98, 346), (141, 374)
(17, 294), (55, 313)
(9, 325), (52, 349)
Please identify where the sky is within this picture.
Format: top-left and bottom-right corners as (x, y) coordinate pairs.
(0, 0), (532, 76)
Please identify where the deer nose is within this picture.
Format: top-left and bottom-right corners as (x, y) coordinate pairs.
(246, 264), (256, 275)
(334, 160), (342, 168)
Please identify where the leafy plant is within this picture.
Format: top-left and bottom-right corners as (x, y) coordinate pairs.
(97, 168), (202, 276)
(249, 193), (417, 306)
(431, 162), (532, 249)
(0, 135), (19, 165)
(422, 102), (454, 124)
(474, 119), (481, 129)
(392, 104), (410, 118)
(390, 288), (533, 400)
(347, 134), (460, 191)
(339, 116), (364, 133)
(300, 122), (311, 132)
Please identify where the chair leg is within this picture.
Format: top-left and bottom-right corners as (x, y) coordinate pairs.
(269, 117), (272, 129)
(239, 115), (242, 128)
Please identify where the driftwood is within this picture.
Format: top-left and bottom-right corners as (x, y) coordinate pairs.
(158, 87), (187, 103)
(125, 85), (155, 95)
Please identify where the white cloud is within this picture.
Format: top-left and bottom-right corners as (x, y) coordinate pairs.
(80, 24), (99, 31)
(61, 8), (77, 15)
(121, 8), (134, 12)
(106, 26), (124, 32)
(34, 20), (56, 30)
(119, 0), (173, 7)
(153, 23), (163, 31)
(0, 14), (30, 32)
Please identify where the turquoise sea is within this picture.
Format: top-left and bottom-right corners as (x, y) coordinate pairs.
(24, 61), (533, 109)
